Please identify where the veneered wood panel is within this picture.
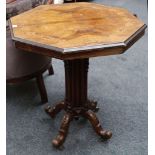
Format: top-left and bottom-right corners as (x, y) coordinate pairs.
(10, 2), (145, 52)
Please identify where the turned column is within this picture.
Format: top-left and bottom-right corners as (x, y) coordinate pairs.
(64, 58), (89, 109)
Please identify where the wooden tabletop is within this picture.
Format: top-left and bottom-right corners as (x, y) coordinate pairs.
(9, 2), (146, 60)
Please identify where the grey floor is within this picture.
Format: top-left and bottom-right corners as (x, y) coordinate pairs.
(6, 0), (148, 155)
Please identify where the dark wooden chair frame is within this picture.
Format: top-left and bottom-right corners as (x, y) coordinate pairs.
(6, 62), (54, 103)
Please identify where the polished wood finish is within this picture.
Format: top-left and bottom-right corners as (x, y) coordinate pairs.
(52, 112), (73, 147)
(45, 59), (111, 147)
(9, 2), (147, 147)
(45, 101), (66, 118)
(84, 110), (112, 139)
(9, 2), (146, 60)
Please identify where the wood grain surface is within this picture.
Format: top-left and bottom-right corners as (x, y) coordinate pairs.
(10, 2), (146, 54)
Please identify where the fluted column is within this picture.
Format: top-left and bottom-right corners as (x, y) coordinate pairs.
(64, 58), (89, 108)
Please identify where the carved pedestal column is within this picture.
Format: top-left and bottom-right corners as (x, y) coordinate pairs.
(45, 58), (112, 147)
(65, 59), (88, 111)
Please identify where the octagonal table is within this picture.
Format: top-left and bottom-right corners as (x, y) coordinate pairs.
(9, 2), (146, 147)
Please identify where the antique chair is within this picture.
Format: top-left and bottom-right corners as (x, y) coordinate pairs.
(6, 0), (54, 19)
(6, 0), (54, 103)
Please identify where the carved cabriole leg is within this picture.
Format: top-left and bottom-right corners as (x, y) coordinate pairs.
(45, 101), (65, 118)
(52, 112), (73, 147)
(83, 110), (112, 139)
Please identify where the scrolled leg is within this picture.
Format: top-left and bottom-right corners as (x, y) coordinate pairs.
(45, 101), (65, 118)
(84, 110), (112, 139)
(52, 112), (73, 147)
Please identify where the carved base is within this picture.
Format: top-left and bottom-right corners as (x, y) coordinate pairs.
(83, 110), (112, 139)
(45, 101), (65, 118)
(45, 100), (112, 147)
(86, 100), (100, 112)
(45, 100), (99, 118)
(52, 112), (73, 147)
(45, 59), (112, 147)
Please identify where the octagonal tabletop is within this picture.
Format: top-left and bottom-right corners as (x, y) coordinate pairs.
(9, 2), (146, 60)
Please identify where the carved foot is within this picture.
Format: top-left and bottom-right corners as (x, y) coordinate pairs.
(52, 112), (73, 147)
(87, 100), (99, 112)
(45, 101), (65, 118)
(84, 110), (112, 139)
